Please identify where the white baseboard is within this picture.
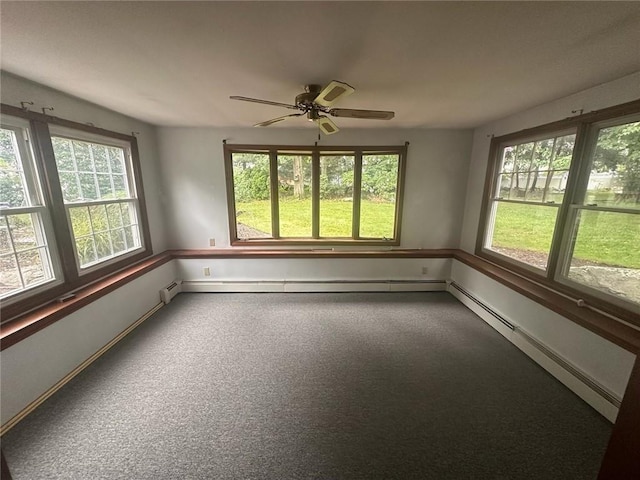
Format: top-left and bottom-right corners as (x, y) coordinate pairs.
(181, 280), (447, 293)
(448, 281), (620, 422)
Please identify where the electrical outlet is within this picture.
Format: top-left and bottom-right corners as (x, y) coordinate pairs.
(209, 238), (216, 247)
(421, 267), (429, 275)
(203, 267), (211, 276)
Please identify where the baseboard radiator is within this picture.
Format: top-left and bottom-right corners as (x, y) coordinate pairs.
(447, 280), (622, 421)
(181, 279), (447, 293)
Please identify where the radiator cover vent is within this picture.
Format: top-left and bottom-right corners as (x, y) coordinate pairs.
(160, 280), (183, 304)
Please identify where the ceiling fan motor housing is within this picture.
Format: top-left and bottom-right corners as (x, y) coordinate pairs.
(296, 85), (323, 108)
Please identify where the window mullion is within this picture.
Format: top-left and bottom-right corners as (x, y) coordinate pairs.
(547, 123), (590, 280)
(269, 150), (280, 239)
(312, 150), (320, 238)
(30, 120), (79, 283)
(352, 150), (362, 239)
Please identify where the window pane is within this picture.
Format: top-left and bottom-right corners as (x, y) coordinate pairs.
(75, 236), (97, 267)
(52, 137), (132, 203)
(360, 154), (399, 239)
(498, 134), (575, 204)
(92, 145), (110, 173)
(565, 209), (640, 305)
(107, 203), (123, 228)
(0, 128), (27, 207)
(232, 153), (272, 239)
(78, 173), (98, 201)
(53, 138), (74, 171)
(72, 141), (93, 172)
(320, 155), (354, 237)
(278, 155), (312, 237)
(8, 214), (39, 251)
(486, 201), (559, 270)
(0, 216), (12, 255)
(587, 121), (640, 210)
(0, 253), (22, 297)
(94, 232), (112, 260)
(17, 248), (48, 287)
(97, 174), (113, 199)
(1, 213), (54, 297)
(111, 229), (126, 253)
(69, 206), (92, 237)
(58, 172), (81, 202)
(89, 205), (109, 233)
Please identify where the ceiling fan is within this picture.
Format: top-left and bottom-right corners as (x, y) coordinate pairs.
(230, 81), (395, 135)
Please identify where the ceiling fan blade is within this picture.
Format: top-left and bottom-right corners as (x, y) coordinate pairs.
(254, 113), (303, 127)
(230, 96), (298, 110)
(313, 81), (355, 107)
(315, 116), (339, 135)
(329, 108), (395, 120)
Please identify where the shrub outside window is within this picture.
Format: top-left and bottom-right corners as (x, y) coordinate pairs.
(478, 101), (640, 323)
(224, 145), (407, 245)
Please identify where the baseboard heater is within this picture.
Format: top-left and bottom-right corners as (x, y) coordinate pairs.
(447, 280), (621, 413)
(181, 279), (447, 293)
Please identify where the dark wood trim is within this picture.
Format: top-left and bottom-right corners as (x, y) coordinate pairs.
(170, 248), (457, 259)
(2, 247), (638, 359)
(129, 137), (153, 254)
(454, 250), (640, 353)
(352, 150), (362, 238)
(229, 238), (401, 247)
(269, 150), (279, 238)
(222, 144), (407, 153)
(476, 248), (640, 328)
(312, 150), (320, 238)
(1, 252), (172, 351)
(394, 145), (408, 242)
(1, 104), (135, 142)
(1, 449), (12, 480)
(223, 144), (239, 243)
(598, 354), (640, 479)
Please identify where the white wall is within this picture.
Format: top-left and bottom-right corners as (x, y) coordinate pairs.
(157, 127), (473, 250)
(0, 72), (169, 252)
(453, 72), (640, 417)
(0, 261), (178, 426)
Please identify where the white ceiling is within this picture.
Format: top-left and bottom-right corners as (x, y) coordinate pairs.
(1, 1), (639, 129)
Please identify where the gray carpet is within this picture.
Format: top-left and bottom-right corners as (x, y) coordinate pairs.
(2, 292), (612, 479)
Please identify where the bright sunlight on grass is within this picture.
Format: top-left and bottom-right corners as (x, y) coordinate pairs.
(237, 199), (395, 238)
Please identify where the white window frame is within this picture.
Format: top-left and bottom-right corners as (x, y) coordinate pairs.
(0, 116), (62, 303)
(48, 126), (145, 275)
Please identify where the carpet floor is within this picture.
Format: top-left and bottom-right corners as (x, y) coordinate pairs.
(2, 292), (612, 479)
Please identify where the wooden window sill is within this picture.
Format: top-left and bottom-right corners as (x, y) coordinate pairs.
(2, 248), (638, 354)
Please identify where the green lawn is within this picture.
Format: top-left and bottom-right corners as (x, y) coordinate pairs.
(237, 199), (395, 238)
(492, 202), (639, 268)
(237, 198), (639, 268)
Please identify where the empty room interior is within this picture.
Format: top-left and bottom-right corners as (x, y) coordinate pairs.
(1, 2), (639, 479)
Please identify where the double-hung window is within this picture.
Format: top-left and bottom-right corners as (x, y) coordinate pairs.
(1, 118), (58, 299)
(224, 145), (407, 245)
(0, 105), (151, 322)
(478, 100), (640, 323)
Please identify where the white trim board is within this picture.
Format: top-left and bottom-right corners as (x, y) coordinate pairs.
(181, 279), (447, 293)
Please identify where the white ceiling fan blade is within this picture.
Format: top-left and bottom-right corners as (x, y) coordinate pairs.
(313, 81), (355, 107)
(230, 96), (299, 110)
(315, 116), (339, 135)
(329, 108), (395, 120)
(254, 113), (303, 127)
